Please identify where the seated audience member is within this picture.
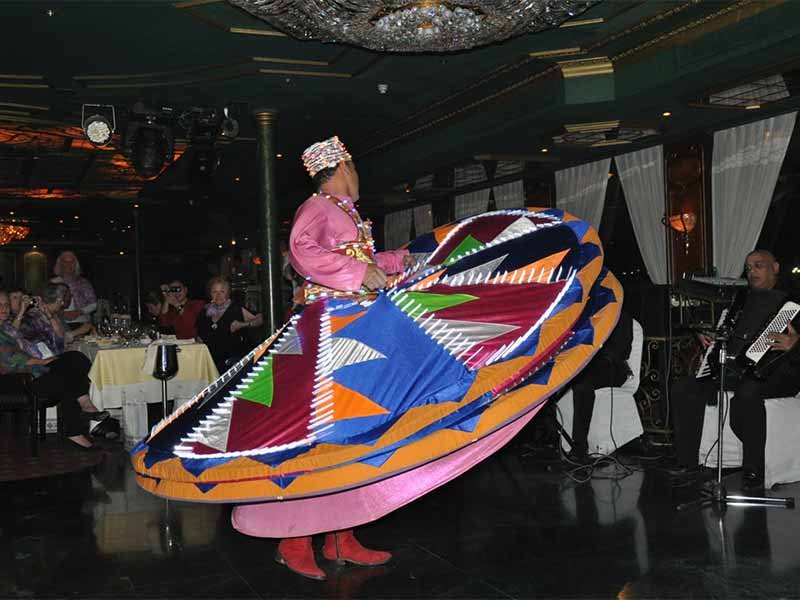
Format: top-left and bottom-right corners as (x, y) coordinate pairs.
(8, 285), (27, 320)
(143, 289), (163, 324)
(158, 278), (205, 339)
(558, 310), (633, 461)
(197, 276), (263, 372)
(670, 250), (800, 491)
(51, 250), (97, 329)
(0, 290), (108, 450)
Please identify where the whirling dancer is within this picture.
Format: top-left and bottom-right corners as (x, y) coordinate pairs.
(131, 142), (623, 584)
(269, 136), (411, 579)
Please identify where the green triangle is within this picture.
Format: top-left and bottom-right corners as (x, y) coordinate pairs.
(443, 234), (484, 265)
(400, 291), (478, 313)
(236, 357), (274, 407)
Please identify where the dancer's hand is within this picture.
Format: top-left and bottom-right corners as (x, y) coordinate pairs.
(362, 264), (387, 291)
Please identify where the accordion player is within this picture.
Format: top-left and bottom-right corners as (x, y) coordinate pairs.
(670, 250), (800, 492)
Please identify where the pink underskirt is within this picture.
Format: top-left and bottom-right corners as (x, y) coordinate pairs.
(231, 404), (544, 538)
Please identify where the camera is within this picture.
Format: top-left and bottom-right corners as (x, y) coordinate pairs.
(30, 296), (39, 307)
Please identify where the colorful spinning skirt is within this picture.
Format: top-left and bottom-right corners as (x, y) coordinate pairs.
(131, 208), (623, 536)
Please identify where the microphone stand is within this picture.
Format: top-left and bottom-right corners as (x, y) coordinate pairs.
(678, 325), (794, 512)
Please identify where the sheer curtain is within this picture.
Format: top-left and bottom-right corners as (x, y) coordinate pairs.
(413, 204), (433, 235)
(383, 208), (413, 251)
(615, 145), (669, 284)
(555, 158), (611, 230)
(454, 163), (490, 219)
(493, 180), (525, 209)
(712, 112), (796, 277)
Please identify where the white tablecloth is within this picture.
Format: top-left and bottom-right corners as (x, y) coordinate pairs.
(76, 341), (219, 447)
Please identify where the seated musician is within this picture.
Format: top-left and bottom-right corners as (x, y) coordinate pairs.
(670, 250), (800, 491)
(559, 310), (633, 461)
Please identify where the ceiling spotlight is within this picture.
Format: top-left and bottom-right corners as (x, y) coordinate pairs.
(662, 111), (672, 117)
(377, 83), (389, 94)
(220, 107), (239, 139)
(123, 102), (175, 178)
(82, 104), (116, 147)
(541, 147), (549, 153)
(276, 153), (283, 158)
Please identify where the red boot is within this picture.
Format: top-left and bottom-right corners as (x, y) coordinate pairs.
(275, 537), (326, 580)
(322, 529), (392, 566)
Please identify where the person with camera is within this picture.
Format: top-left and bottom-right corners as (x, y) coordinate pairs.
(158, 278), (205, 339)
(0, 290), (108, 450)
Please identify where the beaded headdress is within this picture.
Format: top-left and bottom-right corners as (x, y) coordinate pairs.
(301, 136), (352, 178)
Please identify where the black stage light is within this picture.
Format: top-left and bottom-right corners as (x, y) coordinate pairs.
(82, 104), (116, 147)
(219, 107), (239, 140)
(123, 103), (175, 178)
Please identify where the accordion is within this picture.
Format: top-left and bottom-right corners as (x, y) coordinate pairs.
(696, 289), (798, 381)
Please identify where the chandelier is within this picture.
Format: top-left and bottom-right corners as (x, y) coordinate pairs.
(228, 0), (599, 53)
(0, 222), (31, 246)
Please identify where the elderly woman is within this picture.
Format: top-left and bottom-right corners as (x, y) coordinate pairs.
(0, 290), (107, 451)
(197, 276), (262, 372)
(51, 251), (97, 328)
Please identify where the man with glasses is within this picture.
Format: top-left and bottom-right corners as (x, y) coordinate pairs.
(158, 279), (205, 339)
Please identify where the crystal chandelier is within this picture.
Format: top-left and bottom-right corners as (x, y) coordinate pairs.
(0, 223), (30, 245)
(228, 0), (599, 53)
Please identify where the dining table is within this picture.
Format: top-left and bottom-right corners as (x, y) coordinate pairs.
(69, 336), (220, 448)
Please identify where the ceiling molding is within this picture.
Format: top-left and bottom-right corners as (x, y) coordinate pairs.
(0, 101), (49, 111)
(564, 120), (620, 133)
(229, 26), (287, 37)
(558, 56), (613, 78)
(252, 56), (329, 66)
(559, 17), (605, 28)
(258, 67), (351, 79)
(529, 47), (584, 59)
(174, 0), (223, 7)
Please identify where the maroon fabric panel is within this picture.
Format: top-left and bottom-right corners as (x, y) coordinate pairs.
(226, 302), (322, 451)
(426, 280), (566, 367)
(430, 214), (552, 265)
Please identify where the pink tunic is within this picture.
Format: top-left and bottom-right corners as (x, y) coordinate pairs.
(289, 193), (408, 291)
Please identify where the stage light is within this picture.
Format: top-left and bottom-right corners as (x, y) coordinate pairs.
(220, 107), (239, 139)
(82, 104), (116, 147)
(123, 102), (175, 178)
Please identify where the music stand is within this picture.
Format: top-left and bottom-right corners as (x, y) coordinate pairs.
(678, 325), (794, 512)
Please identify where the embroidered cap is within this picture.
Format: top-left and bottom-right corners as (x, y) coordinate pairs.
(301, 136), (352, 178)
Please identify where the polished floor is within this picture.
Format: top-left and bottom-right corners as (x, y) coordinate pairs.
(3, 431), (800, 599)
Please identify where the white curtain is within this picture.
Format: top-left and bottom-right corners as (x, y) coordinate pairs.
(493, 180), (525, 209)
(413, 204), (433, 235)
(712, 112), (796, 277)
(555, 158), (611, 231)
(615, 145), (669, 285)
(454, 163), (489, 219)
(384, 208), (413, 251)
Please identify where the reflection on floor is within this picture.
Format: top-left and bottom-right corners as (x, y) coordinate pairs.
(3, 434), (800, 599)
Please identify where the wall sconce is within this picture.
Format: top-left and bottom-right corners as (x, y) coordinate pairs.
(666, 211), (697, 254)
(668, 212), (697, 234)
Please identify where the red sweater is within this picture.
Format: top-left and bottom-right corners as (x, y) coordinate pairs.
(158, 299), (205, 339)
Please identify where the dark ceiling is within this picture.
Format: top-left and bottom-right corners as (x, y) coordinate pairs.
(1, 0), (800, 254)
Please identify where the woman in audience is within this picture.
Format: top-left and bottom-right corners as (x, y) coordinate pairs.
(51, 250), (97, 329)
(0, 290), (107, 450)
(197, 276), (262, 372)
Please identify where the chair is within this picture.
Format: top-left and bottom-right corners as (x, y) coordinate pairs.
(698, 392), (800, 489)
(557, 318), (645, 456)
(0, 373), (47, 456)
